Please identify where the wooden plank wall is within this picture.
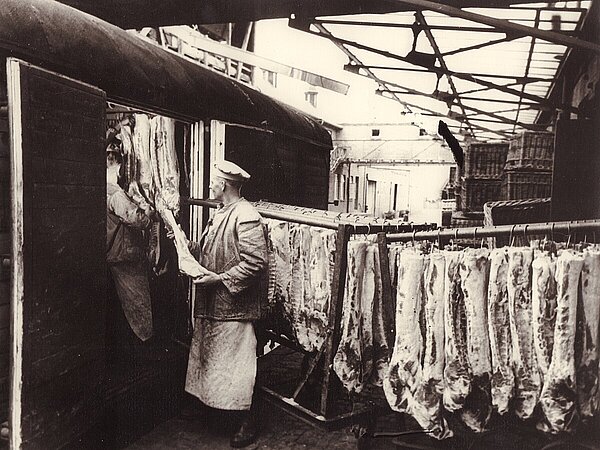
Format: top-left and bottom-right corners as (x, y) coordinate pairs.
(1, 118), (10, 423)
(13, 62), (106, 449)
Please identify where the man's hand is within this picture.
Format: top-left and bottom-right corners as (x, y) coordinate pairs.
(193, 271), (221, 287)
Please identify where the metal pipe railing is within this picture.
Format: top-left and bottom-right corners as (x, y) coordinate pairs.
(184, 197), (435, 233)
(386, 219), (600, 243)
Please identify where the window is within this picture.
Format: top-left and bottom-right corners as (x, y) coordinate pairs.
(336, 174), (346, 201)
(371, 129), (380, 137)
(449, 166), (457, 184)
(305, 90), (318, 107)
(262, 69), (277, 87)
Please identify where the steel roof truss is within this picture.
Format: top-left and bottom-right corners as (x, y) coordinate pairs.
(305, 25), (577, 114)
(415, 11), (475, 136)
(393, 0), (600, 54)
(440, 35), (516, 57)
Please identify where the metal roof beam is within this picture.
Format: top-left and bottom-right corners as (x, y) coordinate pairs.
(377, 81), (540, 131)
(312, 23), (411, 111)
(304, 25), (576, 113)
(311, 25), (510, 138)
(415, 12), (475, 136)
(347, 64), (554, 83)
(440, 35), (514, 57)
(393, 0), (600, 54)
(315, 18), (508, 33)
(513, 10), (540, 133)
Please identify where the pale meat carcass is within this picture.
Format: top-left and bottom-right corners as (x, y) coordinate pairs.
(384, 249), (425, 413)
(120, 122), (153, 213)
(132, 114), (155, 205)
(577, 249), (600, 422)
(539, 250), (584, 433)
(161, 210), (209, 278)
(150, 115), (180, 214)
(334, 240), (370, 393)
(532, 251), (557, 381)
(459, 248), (492, 432)
(443, 251), (472, 412)
(370, 241), (391, 387)
(411, 252), (453, 440)
(304, 227), (336, 352)
(264, 219), (295, 339)
(487, 248), (514, 415)
(507, 247), (540, 419)
(290, 224), (312, 351)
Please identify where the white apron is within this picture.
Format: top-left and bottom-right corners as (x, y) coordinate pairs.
(185, 318), (257, 410)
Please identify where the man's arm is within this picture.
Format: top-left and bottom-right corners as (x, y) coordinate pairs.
(219, 219), (268, 295)
(110, 190), (152, 229)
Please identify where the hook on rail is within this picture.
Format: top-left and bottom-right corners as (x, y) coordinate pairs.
(509, 224), (517, 246)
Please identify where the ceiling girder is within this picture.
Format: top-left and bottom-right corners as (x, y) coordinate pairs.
(513, 10), (540, 133)
(312, 23), (410, 110)
(376, 78), (540, 131)
(440, 35), (514, 57)
(347, 65), (554, 83)
(314, 23), (511, 138)
(415, 11), (475, 136)
(394, 0), (600, 54)
(302, 24), (578, 114)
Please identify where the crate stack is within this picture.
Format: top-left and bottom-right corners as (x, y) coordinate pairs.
(501, 131), (554, 200)
(452, 141), (509, 244)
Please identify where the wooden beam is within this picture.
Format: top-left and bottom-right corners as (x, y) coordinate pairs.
(394, 0), (600, 54)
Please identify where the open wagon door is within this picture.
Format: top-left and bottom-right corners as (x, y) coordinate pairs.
(7, 59), (107, 449)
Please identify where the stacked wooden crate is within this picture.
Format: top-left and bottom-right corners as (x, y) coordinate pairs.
(501, 131), (554, 200)
(452, 141), (509, 243)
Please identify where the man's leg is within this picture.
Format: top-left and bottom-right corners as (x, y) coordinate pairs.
(230, 389), (260, 447)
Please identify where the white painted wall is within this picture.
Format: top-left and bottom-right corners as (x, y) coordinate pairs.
(253, 19), (455, 223)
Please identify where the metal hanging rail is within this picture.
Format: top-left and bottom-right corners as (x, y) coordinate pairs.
(386, 219), (600, 243)
(184, 197), (435, 233)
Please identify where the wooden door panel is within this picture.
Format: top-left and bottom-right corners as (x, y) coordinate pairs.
(8, 58), (106, 449)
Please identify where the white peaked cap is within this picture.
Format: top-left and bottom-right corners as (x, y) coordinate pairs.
(214, 159), (251, 182)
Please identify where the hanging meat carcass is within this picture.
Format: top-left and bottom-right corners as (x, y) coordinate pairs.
(538, 250), (584, 433)
(305, 227), (336, 351)
(577, 248), (600, 422)
(264, 219), (295, 339)
(507, 247), (540, 420)
(370, 241), (391, 386)
(131, 113), (155, 206)
(487, 248), (514, 415)
(459, 248), (492, 432)
(532, 251), (558, 381)
(443, 251), (472, 412)
(290, 225), (335, 352)
(411, 252), (453, 440)
(150, 115), (180, 214)
(334, 240), (371, 393)
(384, 249), (425, 413)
